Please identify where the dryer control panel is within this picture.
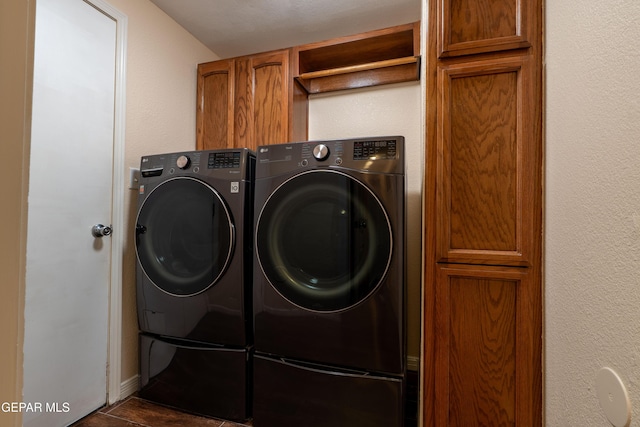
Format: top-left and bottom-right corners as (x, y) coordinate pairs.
(256, 136), (404, 176)
(353, 139), (397, 160)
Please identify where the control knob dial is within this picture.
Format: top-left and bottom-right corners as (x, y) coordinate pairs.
(312, 144), (330, 161)
(176, 155), (191, 169)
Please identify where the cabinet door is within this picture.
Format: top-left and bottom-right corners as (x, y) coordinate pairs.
(196, 60), (234, 150)
(438, 0), (533, 57)
(235, 50), (290, 151)
(436, 54), (537, 267)
(434, 264), (541, 427)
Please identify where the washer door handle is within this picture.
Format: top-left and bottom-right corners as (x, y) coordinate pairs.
(92, 224), (112, 238)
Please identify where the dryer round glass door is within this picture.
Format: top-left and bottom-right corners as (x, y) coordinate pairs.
(136, 177), (234, 296)
(256, 170), (392, 311)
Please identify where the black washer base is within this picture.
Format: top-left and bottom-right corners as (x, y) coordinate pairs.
(139, 334), (251, 422)
(252, 354), (404, 427)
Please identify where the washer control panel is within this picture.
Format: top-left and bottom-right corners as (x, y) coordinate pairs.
(208, 151), (242, 169)
(140, 150), (248, 179)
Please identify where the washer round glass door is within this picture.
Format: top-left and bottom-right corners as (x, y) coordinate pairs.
(136, 177), (234, 296)
(256, 170), (392, 312)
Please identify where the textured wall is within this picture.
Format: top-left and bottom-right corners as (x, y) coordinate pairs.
(545, 0), (640, 424)
(105, 0), (217, 387)
(308, 82), (423, 366)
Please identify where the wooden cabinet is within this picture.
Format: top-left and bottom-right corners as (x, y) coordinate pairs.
(196, 23), (420, 151)
(197, 59), (234, 150)
(433, 264), (542, 426)
(436, 53), (539, 268)
(438, 0), (534, 57)
(196, 49), (308, 151)
(423, 0), (543, 425)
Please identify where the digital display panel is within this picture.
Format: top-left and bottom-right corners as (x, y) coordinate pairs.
(208, 152), (241, 169)
(353, 140), (397, 160)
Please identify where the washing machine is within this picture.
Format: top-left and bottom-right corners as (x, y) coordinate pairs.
(252, 137), (406, 427)
(135, 148), (254, 421)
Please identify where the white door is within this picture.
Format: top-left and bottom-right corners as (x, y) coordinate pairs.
(23, 0), (118, 425)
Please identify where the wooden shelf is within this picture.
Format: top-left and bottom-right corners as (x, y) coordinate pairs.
(293, 22), (421, 94)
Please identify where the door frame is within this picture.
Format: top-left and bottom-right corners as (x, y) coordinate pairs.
(84, 0), (128, 405)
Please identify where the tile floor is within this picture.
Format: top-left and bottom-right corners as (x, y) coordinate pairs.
(72, 371), (418, 427)
(71, 396), (252, 427)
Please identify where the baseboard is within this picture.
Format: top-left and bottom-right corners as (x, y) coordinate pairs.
(120, 375), (140, 399)
(407, 355), (419, 371)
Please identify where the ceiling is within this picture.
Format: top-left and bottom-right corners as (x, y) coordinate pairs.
(149, 0), (422, 59)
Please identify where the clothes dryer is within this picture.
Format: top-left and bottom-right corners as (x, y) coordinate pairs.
(135, 149), (254, 421)
(252, 137), (406, 427)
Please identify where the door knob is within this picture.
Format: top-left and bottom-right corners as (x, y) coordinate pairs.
(92, 224), (112, 238)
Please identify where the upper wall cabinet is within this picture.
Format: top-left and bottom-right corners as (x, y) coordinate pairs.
(197, 59), (234, 150)
(197, 49), (308, 152)
(196, 22), (420, 150)
(438, 0), (532, 57)
(294, 22), (421, 94)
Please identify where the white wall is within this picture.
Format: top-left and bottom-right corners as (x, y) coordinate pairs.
(105, 0), (218, 387)
(545, 0), (640, 425)
(308, 82), (423, 366)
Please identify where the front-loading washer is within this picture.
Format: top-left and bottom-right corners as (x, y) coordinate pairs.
(135, 148), (254, 421)
(252, 137), (406, 427)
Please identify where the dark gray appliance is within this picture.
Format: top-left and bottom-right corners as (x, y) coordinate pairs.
(135, 149), (254, 421)
(252, 137), (406, 426)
